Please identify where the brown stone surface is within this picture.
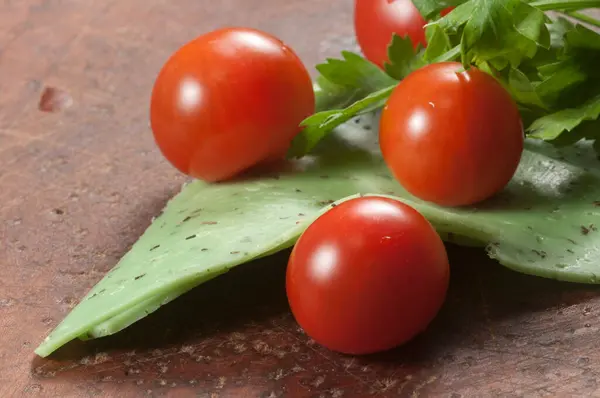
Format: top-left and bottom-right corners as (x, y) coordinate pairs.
(2, 1), (600, 397)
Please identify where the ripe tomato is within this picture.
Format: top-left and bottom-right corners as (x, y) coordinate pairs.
(354, 0), (427, 68)
(379, 62), (524, 207)
(150, 27), (315, 182)
(286, 196), (449, 355)
(440, 7), (454, 17)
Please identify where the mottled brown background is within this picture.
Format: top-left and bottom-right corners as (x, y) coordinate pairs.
(2, 1), (600, 397)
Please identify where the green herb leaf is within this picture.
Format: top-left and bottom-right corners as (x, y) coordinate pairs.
(316, 51), (397, 91)
(507, 68), (547, 109)
(412, 0), (467, 20)
(384, 34), (425, 80)
(527, 94), (600, 140)
(423, 25), (453, 62)
(288, 86), (394, 157)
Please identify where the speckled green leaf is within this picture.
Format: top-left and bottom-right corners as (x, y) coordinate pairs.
(36, 115), (600, 357)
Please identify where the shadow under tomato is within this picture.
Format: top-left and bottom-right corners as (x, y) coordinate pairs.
(30, 243), (600, 388)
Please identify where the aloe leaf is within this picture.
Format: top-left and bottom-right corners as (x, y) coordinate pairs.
(35, 115), (600, 357)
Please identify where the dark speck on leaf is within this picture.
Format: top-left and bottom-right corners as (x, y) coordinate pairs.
(182, 216), (192, 223)
(581, 225), (591, 235)
(354, 117), (361, 124)
(178, 209), (188, 214)
(295, 189), (302, 193)
(331, 203), (337, 207)
(567, 249), (575, 254)
(192, 208), (203, 215)
(230, 251), (240, 254)
(318, 200), (335, 206)
(135, 274), (146, 280)
(279, 216), (290, 220)
(99, 289), (106, 294)
(591, 224), (598, 232)
(88, 293), (98, 300)
(568, 238), (577, 244)
(298, 213), (305, 217)
(150, 245), (160, 251)
(185, 235), (196, 240)
(201, 248), (208, 252)
(202, 221), (218, 225)
(532, 249), (547, 258)
(363, 125), (372, 130)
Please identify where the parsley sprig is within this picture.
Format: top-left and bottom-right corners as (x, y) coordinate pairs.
(289, 0), (600, 158)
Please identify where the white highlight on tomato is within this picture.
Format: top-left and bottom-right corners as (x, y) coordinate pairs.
(310, 244), (338, 282)
(407, 108), (428, 139)
(178, 78), (203, 113)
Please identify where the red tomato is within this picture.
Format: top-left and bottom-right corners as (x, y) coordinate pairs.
(354, 0), (427, 68)
(150, 27), (315, 182)
(440, 6), (454, 17)
(379, 62), (524, 207)
(286, 196), (449, 355)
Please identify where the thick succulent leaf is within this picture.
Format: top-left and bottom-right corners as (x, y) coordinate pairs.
(36, 115), (600, 357)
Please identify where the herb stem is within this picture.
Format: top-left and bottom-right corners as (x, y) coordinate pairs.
(562, 11), (600, 29)
(431, 45), (461, 63)
(530, 0), (600, 11)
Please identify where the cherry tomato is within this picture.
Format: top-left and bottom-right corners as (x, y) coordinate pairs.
(440, 6), (454, 17)
(354, 0), (427, 68)
(379, 62), (524, 207)
(150, 27), (315, 182)
(286, 196), (449, 355)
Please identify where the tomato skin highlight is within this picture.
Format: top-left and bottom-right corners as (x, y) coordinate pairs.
(379, 62), (524, 207)
(354, 0), (427, 68)
(150, 27), (315, 182)
(286, 196), (449, 355)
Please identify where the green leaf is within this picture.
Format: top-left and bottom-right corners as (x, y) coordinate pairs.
(547, 16), (574, 49)
(383, 34), (425, 80)
(428, 0), (472, 33)
(527, 94), (600, 140)
(423, 25), (453, 62)
(508, 68), (547, 109)
(36, 116), (600, 357)
(288, 86), (395, 158)
(534, 60), (587, 106)
(316, 51), (397, 91)
(413, 0), (468, 20)
(461, 0), (549, 68)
